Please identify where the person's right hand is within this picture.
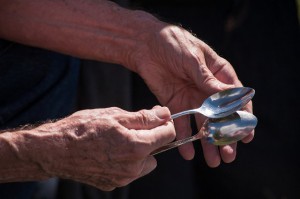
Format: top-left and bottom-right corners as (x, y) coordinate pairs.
(21, 106), (175, 191)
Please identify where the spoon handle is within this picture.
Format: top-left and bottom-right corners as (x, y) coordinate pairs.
(171, 109), (199, 119)
(150, 131), (203, 155)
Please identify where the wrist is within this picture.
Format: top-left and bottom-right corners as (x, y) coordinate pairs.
(116, 10), (166, 72)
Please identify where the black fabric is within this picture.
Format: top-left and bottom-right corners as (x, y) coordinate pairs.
(0, 40), (80, 199)
(0, 40), (80, 129)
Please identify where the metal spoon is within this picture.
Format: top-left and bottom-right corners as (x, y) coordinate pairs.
(171, 87), (255, 119)
(151, 111), (257, 155)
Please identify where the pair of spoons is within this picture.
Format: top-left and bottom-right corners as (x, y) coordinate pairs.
(151, 87), (257, 155)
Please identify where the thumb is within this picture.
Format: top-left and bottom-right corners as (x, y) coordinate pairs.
(192, 64), (235, 95)
(123, 106), (171, 130)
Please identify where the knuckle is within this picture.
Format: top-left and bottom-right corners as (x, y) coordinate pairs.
(108, 107), (123, 114)
(105, 107), (123, 118)
(137, 110), (150, 126)
(136, 109), (156, 126)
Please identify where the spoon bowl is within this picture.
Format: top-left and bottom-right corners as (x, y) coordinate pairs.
(151, 111), (257, 155)
(171, 87), (255, 119)
(203, 110), (257, 145)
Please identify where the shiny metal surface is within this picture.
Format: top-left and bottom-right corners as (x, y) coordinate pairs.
(151, 111), (257, 155)
(204, 110), (257, 145)
(171, 87), (255, 119)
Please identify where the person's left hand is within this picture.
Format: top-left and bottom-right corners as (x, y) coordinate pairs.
(130, 25), (254, 167)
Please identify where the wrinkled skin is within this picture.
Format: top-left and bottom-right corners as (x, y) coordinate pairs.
(0, 1), (254, 190)
(19, 106), (175, 191)
(132, 25), (254, 167)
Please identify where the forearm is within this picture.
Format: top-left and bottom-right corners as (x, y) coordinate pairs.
(0, 107), (174, 189)
(0, 0), (164, 71)
(0, 120), (82, 182)
(0, 130), (51, 182)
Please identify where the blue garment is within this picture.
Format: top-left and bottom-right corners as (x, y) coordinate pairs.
(0, 39), (80, 199)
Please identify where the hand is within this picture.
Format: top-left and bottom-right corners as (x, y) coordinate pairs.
(22, 106), (175, 191)
(131, 25), (254, 167)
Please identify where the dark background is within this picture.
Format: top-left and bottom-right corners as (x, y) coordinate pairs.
(74, 0), (300, 198)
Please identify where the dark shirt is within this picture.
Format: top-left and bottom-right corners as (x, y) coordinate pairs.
(0, 39), (80, 129)
(0, 39), (80, 198)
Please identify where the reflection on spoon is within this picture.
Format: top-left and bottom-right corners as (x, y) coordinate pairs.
(171, 87), (255, 119)
(151, 111), (257, 155)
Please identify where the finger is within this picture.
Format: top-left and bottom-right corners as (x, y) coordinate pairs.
(242, 130), (255, 143)
(73, 176), (116, 192)
(211, 58), (240, 86)
(135, 120), (176, 152)
(139, 156), (157, 178)
(116, 156), (157, 187)
(125, 156), (157, 186)
(190, 63), (236, 98)
(241, 99), (253, 113)
(219, 143), (237, 163)
(200, 139), (221, 168)
(202, 45), (240, 86)
(175, 116), (195, 160)
(167, 98), (195, 160)
(194, 112), (221, 166)
(187, 46), (235, 94)
(209, 55), (255, 117)
(240, 101), (255, 143)
(120, 106), (171, 130)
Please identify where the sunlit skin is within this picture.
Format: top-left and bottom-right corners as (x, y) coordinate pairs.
(0, 107), (175, 191)
(132, 26), (254, 165)
(0, 0), (254, 190)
